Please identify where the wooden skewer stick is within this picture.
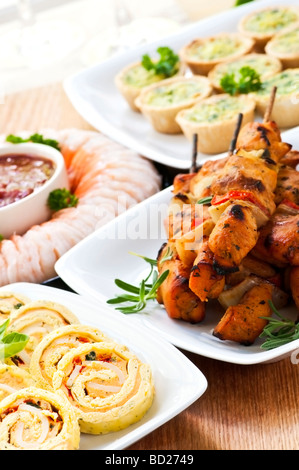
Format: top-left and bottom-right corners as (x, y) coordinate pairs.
(263, 86), (277, 123)
(228, 113), (243, 157)
(190, 133), (198, 173)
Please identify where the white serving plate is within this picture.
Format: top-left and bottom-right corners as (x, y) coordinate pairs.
(0, 282), (207, 451)
(56, 126), (299, 366)
(64, 0), (299, 170)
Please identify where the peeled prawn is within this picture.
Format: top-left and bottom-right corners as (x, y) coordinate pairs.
(0, 129), (161, 285)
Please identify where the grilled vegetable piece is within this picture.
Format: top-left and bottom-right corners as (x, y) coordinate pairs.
(213, 282), (274, 345)
(189, 241), (225, 302)
(208, 201), (259, 270)
(157, 243), (205, 323)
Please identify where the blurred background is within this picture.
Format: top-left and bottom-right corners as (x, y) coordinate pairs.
(0, 0), (247, 96)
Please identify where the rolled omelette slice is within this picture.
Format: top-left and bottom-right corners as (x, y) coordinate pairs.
(52, 342), (155, 435)
(7, 300), (80, 369)
(0, 291), (31, 321)
(30, 324), (112, 391)
(0, 386), (80, 450)
(0, 364), (36, 401)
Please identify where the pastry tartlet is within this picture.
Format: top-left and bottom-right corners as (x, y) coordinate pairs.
(176, 93), (255, 154)
(251, 68), (299, 128)
(179, 33), (254, 76)
(265, 22), (299, 68)
(208, 53), (282, 92)
(238, 6), (299, 50)
(135, 76), (212, 134)
(115, 60), (184, 112)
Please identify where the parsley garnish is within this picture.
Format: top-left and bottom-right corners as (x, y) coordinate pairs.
(0, 319), (29, 360)
(107, 253), (169, 314)
(220, 66), (262, 96)
(259, 301), (299, 350)
(141, 46), (179, 78)
(6, 133), (60, 151)
(0, 235), (3, 242)
(47, 188), (79, 212)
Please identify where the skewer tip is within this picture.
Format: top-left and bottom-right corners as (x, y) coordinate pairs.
(228, 113), (243, 157)
(263, 86), (277, 123)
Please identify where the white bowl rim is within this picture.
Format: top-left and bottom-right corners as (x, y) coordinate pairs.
(0, 142), (66, 213)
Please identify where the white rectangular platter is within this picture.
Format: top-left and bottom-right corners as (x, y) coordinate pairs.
(56, 126), (299, 365)
(0, 282), (207, 451)
(63, 0), (299, 169)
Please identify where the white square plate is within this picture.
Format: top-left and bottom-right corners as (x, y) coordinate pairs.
(56, 126), (299, 365)
(55, 128), (299, 364)
(0, 282), (207, 450)
(64, 0), (299, 169)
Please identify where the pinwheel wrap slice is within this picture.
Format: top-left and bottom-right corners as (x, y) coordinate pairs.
(0, 291), (31, 321)
(0, 364), (36, 401)
(52, 342), (155, 435)
(30, 324), (112, 391)
(7, 300), (80, 369)
(0, 386), (80, 450)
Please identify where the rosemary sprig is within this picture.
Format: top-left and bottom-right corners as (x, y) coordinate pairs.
(107, 253), (169, 314)
(259, 301), (299, 350)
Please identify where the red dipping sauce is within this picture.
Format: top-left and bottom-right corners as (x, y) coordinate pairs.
(0, 154), (55, 208)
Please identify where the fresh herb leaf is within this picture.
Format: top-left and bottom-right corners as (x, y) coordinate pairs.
(0, 319), (9, 341)
(197, 196), (213, 205)
(107, 253), (169, 314)
(6, 133), (60, 151)
(259, 301), (299, 350)
(159, 246), (173, 264)
(141, 46), (179, 78)
(0, 333), (29, 359)
(220, 66), (262, 95)
(0, 235), (3, 242)
(0, 319), (29, 359)
(128, 252), (157, 267)
(47, 188), (79, 212)
(235, 0), (255, 6)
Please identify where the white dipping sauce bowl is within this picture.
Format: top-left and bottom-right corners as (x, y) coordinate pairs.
(0, 142), (69, 239)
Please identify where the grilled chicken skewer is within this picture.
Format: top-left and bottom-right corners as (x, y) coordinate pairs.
(207, 91), (291, 272)
(159, 119), (244, 320)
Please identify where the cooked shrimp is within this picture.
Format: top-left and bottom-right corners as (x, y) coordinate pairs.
(0, 129), (161, 285)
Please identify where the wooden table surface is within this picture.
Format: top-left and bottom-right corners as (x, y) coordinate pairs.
(1, 82), (299, 451)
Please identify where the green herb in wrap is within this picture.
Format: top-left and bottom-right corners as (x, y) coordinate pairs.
(0, 319), (29, 360)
